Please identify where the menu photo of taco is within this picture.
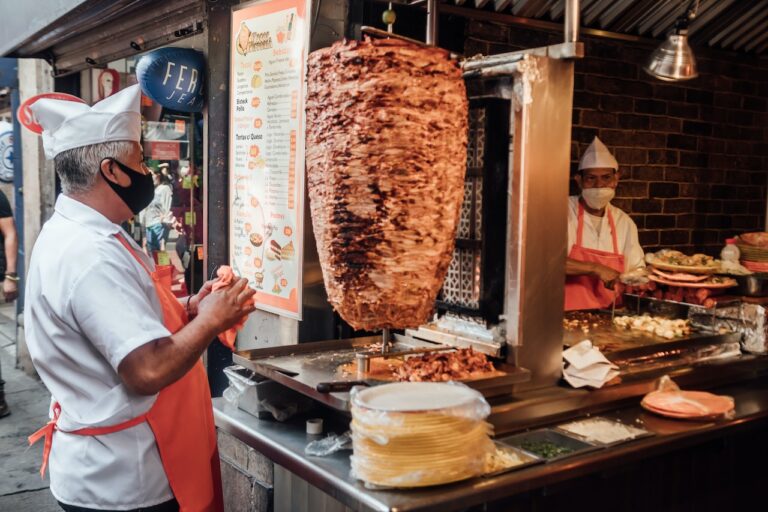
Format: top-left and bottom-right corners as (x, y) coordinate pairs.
(236, 22), (251, 55)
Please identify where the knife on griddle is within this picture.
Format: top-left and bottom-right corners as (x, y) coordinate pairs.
(315, 381), (371, 393)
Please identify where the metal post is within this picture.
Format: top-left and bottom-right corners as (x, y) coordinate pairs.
(205, 0), (237, 397)
(564, 0), (580, 43)
(426, 0), (438, 45)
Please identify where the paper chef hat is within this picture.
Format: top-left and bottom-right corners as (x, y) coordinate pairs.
(30, 84), (142, 159)
(578, 136), (619, 171)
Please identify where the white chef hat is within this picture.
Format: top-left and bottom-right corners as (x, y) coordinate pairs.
(30, 84), (142, 159)
(579, 136), (618, 171)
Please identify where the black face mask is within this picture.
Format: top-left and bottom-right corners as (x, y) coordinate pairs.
(100, 158), (155, 215)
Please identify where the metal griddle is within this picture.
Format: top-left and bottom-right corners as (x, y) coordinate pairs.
(563, 310), (742, 376)
(233, 335), (530, 411)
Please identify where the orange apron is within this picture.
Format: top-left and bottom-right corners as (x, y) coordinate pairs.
(564, 202), (625, 311)
(29, 234), (224, 512)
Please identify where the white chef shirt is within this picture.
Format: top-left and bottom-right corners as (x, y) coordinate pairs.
(24, 194), (174, 510)
(567, 196), (645, 272)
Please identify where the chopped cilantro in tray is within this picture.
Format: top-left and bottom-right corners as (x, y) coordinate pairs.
(520, 440), (575, 459)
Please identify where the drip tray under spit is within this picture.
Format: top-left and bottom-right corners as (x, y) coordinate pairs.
(233, 335), (529, 411)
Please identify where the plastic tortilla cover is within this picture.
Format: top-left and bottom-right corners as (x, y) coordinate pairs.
(349, 382), (494, 489)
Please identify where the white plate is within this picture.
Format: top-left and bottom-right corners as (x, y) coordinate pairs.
(353, 382), (480, 412)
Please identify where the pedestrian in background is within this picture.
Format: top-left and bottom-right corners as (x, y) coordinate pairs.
(0, 187), (19, 419)
(141, 170), (174, 255)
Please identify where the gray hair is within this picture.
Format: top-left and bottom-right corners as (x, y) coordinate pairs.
(54, 141), (136, 194)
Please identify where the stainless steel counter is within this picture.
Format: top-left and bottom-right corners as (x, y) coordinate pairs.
(214, 368), (768, 512)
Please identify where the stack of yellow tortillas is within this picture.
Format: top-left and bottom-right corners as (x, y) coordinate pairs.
(350, 382), (494, 488)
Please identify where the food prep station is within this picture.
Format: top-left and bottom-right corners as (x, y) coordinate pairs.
(214, 3), (768, 511)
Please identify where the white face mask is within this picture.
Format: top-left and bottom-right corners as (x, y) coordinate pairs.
(582, 187), (615, 210)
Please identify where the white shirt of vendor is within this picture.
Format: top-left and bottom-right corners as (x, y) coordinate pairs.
(567, 195), (645, 273)
(24, 194), (173, 509)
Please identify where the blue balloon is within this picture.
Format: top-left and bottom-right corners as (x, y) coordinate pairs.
(136, 48), (205, 113)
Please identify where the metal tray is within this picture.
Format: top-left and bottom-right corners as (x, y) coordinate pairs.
(482, 442), (543, 477)
(233, 336), (530, 411)
(497, 429), (601, 463)
(553, 416), (654, 447)
(563, 310), (738, 359)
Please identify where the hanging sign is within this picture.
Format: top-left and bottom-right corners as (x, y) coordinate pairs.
(95, 68), (121, 101)
(136, 47), (206, 113)
(17, 93), (86, 134)
(145, 141), (181, 160)
(0, 121), (13, 183)
(229, 0), (309, 320)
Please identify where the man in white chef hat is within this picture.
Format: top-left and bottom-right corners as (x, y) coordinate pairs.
(564, 136), (644, 311)
(25, 84), (255, 512)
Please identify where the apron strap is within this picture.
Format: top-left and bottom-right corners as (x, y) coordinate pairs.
(115, 233), (156, 279)
(577, 200), (620, 255)
(29, 401), (149, 478)
(606, 208), (620, 255)
(576, 201), (585, 248)
(27, 402), (61, 478)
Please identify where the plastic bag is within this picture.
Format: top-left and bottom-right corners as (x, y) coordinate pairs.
(222, 365), (258, 408)
(305, 432), (352, 457)
(348, 382), (495, 488)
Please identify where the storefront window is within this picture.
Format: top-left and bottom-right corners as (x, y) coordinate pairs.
(94, 37), (206, 296)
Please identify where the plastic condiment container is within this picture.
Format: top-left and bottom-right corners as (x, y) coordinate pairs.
(721, 238), (740, 262)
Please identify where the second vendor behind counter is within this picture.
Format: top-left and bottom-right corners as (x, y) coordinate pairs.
(565, 137), (645, 311)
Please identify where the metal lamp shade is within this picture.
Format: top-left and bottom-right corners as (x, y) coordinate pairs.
(644, 33), (698, 82)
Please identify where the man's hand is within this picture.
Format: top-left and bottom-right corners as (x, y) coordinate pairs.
(118, 278), (257, 396)
(186, 280), (215, 317)
(2, 279), (17, 302)
(591, 263), (620, 288)
(195, 277), (256, 334)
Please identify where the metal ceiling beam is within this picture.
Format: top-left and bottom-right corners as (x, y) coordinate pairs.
(638, 0), (679, 36)
(709, 2), (763, 46)
(723, 8), (768, 50)
(597, 0), (635, 29)
(650, 1), (695, 38)
(582, 0), (612, 26)
(688, 0), (737, 36)
(550, 0), (566, 19)
(512, 0), (549, 17)
(439, 3), (656, 44)
(744, 22), (768, 52)
(689, 0), (758, 46)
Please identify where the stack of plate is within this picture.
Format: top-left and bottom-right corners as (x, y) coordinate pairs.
(738, 244), (768, 261)
(350, 382), (494, 488)
(742, 260), (768, 273)
(641, 390), (735, 420)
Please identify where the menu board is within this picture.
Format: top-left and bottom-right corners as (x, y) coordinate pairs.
(229, 0), (308, 319)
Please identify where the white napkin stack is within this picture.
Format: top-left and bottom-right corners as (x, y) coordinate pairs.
(563, 340), (619, 389)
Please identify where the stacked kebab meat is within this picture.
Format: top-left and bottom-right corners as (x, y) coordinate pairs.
(305, 38), (468, 331)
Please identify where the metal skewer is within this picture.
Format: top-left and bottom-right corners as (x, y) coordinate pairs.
(381, 328), (392, 355)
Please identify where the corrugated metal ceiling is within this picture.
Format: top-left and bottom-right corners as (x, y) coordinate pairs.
(399, 0), (768, 54)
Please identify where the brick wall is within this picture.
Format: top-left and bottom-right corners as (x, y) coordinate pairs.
(464, 20), (768, 256)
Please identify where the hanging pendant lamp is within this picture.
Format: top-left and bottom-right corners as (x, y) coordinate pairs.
(644, 0), (700, 82)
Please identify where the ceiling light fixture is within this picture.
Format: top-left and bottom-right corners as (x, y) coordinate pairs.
(644, 0), (700, 82)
